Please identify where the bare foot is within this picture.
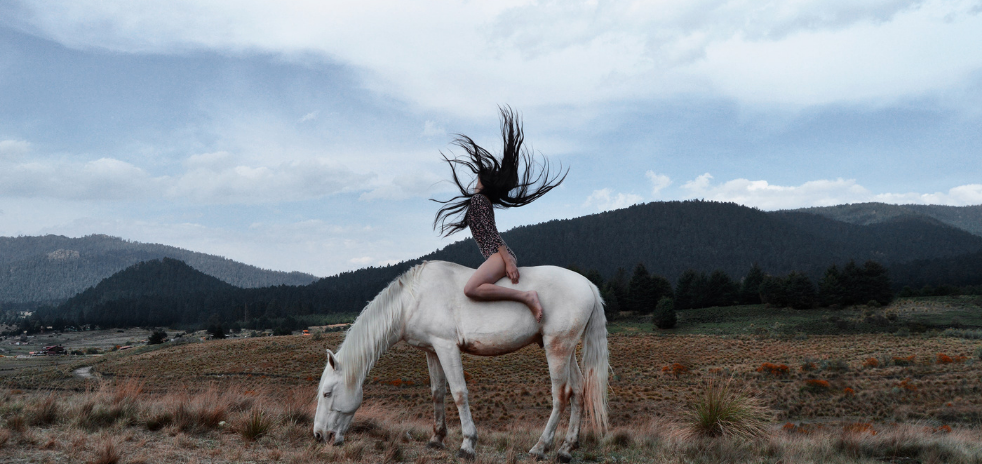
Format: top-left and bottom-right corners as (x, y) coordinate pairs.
(526, 291), (543, 323)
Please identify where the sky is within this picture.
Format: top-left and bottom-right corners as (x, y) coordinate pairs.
(1, 0), (981, 277)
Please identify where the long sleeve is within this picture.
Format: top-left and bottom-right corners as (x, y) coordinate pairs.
(467, 194), (508, 259)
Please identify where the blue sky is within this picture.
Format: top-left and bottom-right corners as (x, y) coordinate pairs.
(1, 1), (980, 277)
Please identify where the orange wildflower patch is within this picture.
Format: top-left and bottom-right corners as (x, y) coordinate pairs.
(661, 363), (688, 377)
(898, 377), (917, 392)
(802, 379), (832, 393)
(863, 357), (879, 368)
(756, 363), (790, 376)
(843, 387), (855, 397)
(937, 353), (968, 364)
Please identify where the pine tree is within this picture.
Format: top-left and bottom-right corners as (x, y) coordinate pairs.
(759, 275), (788, 307)
(818, 264), (844, 307)
(739, 264), (765, 304)
(675, 270), (699, 310)
(784, 272), (816, 309)
(863, 260), (893, 306)
(706, 270), (738, 307)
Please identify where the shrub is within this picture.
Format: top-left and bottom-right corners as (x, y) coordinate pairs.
(756, 363), (789, 376)
(892, 355), (915, 366)
(802, 379), (832, 394)
(661, 363), (688, 377)
(863, 357), (880, 368)
(682, 378), (768, 440)
(147, 330), (167, 345)
(653, 297), (677, 330)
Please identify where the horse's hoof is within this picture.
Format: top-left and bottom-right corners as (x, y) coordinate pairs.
(457, 448), (476, 460)
(557, 450), (573, 463)
(529, 450), (547, 461)
(426, 440), (445, 450)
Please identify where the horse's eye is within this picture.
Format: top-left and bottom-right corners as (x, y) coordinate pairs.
(323, 391), (332, 398)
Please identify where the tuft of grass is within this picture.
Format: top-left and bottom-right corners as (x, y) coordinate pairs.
(28, 394), (59, 426)
(282, 387), (312, 425)
(682, 378), (769, 440)
(5, 414), (27, 433)
(89, 438), (121, 464)
(239, 406), (273, 441)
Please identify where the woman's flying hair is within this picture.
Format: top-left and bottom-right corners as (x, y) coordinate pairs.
(432, 106), (567, 237)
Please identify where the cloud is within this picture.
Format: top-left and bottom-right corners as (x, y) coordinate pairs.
(10, 0), (982, 113)
(298, 111), (318, 123)
(422, 120), (445, 138)
(680, 173), (982, 209)
(170, 156), (371, 204)
(645, 171), (672, 197)
(0, 140), (31, 158)
(0, 156), (159, 200)
(359, 170), (445, 201)
(583, 188), (643, 211)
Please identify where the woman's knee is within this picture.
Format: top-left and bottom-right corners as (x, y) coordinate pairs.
(463, 282), (481, 299)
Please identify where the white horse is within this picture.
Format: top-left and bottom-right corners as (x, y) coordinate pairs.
(313, 260), (609, 462)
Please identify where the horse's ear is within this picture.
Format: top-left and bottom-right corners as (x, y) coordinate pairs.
(326, 349), (338, 370)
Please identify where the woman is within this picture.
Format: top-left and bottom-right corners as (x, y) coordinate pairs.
(433, 107), (566, 322)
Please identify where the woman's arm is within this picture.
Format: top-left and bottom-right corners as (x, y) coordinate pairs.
(499, 245), (519, 284)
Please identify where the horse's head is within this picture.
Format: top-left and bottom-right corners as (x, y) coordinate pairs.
(313, 349), (363, 445)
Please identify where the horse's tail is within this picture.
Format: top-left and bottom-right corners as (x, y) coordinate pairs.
(580, 282), (609, 434)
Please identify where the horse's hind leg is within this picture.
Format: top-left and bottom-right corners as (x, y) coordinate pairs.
(529, 337), (575, 461)
(425, 351), (448, 449)
(557, 352), (584, 463)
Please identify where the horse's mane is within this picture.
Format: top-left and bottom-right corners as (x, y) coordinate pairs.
(336, 262), (425, 386)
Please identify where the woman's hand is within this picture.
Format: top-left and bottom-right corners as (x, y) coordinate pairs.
(500, 247), (519, 283)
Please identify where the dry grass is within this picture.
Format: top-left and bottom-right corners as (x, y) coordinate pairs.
(0, 382), (980, 463)
(3, 328), (982, 462)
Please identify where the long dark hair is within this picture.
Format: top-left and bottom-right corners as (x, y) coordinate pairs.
(432, 107), (567, 237)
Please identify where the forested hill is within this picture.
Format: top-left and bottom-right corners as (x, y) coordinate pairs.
(54, 258), (239, 328)
(424, 200), (982, 281)
(793, 203), (982, 237)
(306, 200), (982, 314)
(0, 234), (317, 303)
(27, 200), (982, 329)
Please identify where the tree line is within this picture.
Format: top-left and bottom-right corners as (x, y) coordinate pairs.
(571, 258), (900, 329)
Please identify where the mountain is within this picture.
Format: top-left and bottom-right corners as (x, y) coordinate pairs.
(26, 200), (982, 329)
(422, 200), (982, 281)
(793, 203), (982, 237)
(302, 200), (982, 314)
(53, 258), (239, 328)
(0, 234), (318, 303)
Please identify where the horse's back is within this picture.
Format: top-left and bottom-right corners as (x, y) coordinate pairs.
(411, 261), (599, 356)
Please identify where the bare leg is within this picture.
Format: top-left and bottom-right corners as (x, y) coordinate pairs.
(464, 252), (544, 322)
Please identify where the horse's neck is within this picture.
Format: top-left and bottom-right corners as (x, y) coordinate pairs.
(335, 280), (409, 386)
(336, 329), (402, 386)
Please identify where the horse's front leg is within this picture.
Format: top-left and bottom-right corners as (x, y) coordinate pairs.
(434, 343), (478, 460)
(425, 351), (448, 449)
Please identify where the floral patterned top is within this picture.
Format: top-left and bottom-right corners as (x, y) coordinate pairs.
(466, 193), (516, 262)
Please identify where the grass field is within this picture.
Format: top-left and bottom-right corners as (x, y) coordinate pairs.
(3, 298), (982, 462)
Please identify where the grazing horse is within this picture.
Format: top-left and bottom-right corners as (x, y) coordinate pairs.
(313, 260), (609, 461)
